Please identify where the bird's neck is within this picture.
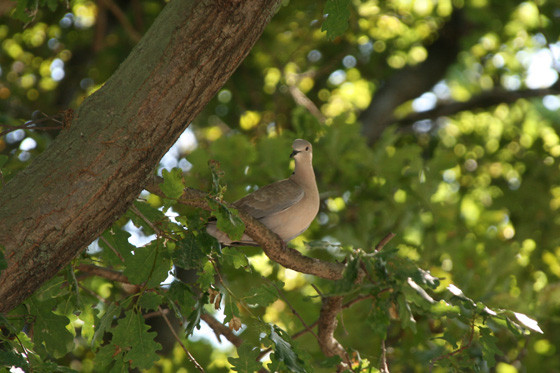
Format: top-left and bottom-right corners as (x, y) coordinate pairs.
(291, 161), (317, 189)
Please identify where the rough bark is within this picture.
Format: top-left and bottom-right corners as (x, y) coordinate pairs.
(0, 0), (281, 313)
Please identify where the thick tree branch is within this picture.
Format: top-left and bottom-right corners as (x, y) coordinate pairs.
(395, 83), (560, 128)
(144, 182), (346, 281)
(0, 0), (282, 314)
(359, 10), (465, 144)
(318, 296), (350, 369)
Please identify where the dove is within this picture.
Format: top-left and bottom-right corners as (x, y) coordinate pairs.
(206, 139), (320, 246)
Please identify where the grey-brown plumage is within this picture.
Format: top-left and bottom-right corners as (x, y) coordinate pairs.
(207, 139), (319, 246)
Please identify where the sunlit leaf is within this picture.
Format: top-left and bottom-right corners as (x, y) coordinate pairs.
(479, 327), (501, 368)
(111, 310), (161, 369)
(229, 343), (262, 372)
(514, 312), (543, 334)
(160, 167), (185, 199)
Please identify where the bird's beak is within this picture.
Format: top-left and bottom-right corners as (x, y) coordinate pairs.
(290, 150), (299, 158)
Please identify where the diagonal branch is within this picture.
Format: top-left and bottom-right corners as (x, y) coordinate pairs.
(395, 83), (560, 128)
(0, 0), (283, 314)
(144, 181), (346, 281)
(76, 263), (130, 283)
(200, 312), (243, 347)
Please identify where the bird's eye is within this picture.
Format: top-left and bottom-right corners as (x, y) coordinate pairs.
(305, 146), (309, 151)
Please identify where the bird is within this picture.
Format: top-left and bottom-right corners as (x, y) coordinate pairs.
(206, 139), (320, 246)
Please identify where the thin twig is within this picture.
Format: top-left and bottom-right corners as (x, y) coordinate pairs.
(311, 283), (323, 297)
(159, 306), (205, 372)
(271, 282), (320, 341)
(375, 232), (396, 252)
(69, 264), (81, 307)
(0, 115), (65, 137)
(143, 308), (169, 320)
(380, 339), (389, 373)
(78, 283), (108, 304)
(208, 256), (256, 319)
(130, 203), (161, 235)
(429, 316), (476, 371)
(256, 293), (377, 362)
(288, 85), (325, 123)
(98, 0), (142, 42)
(100, 235), (125, 263)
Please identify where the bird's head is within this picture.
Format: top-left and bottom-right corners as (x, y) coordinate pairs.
(290, 139), (313, 161)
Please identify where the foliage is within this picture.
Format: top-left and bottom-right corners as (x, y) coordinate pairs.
(2, 0), (560, 372)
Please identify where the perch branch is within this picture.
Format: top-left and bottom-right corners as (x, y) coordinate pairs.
(144, 181), (346, 281)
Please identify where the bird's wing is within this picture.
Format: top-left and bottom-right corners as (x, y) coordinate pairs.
(233, 178), (304, 219)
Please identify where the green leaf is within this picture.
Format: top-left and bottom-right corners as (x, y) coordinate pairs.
(244, 282), (280, 308)
(334, 255), (360, 293)
(0, 350), (28, 370)
(32, 360), (78, 373)
(318, 355), (342, 368)
(209, 159), (226, 197)
(208, 198), (245, 241)
(0, 154), (8, 168)
(111, 310), (161, 369)
(366, 298), (391, 339)
(222, 247), (249, 269)
(513, 312), (543, 334)
(397, 294), (416, 333)
(126, 201), (169, 236)
(185, 293), (208, 336)
(123, 243), (171, 287)
(228, 343), (262, 372)
(479, 327), (501, 368)
(99, 229), (134, 265)
(440, 330), (459, 350)
(12, 0), (34, 22)
(160, 168), (185, 199)
(173, 233), (207, 269)
(138, 292), (163, 311)
(46, 0), (59, 12)
(410, 268), (440, 289)
(223, 293), (240, 324)
(93, 344), (123, 372)
(196, 261), (216, 290)
(268, 325), (306, 373)
(0, 246), (7, 274)
(321, 0), (351, 40)
(92, 303), (121, 347)
(28, 298), (74, 358)
(166, 281), (196, 318)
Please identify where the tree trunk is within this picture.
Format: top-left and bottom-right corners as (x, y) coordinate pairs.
(0, 0), (281, 313)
